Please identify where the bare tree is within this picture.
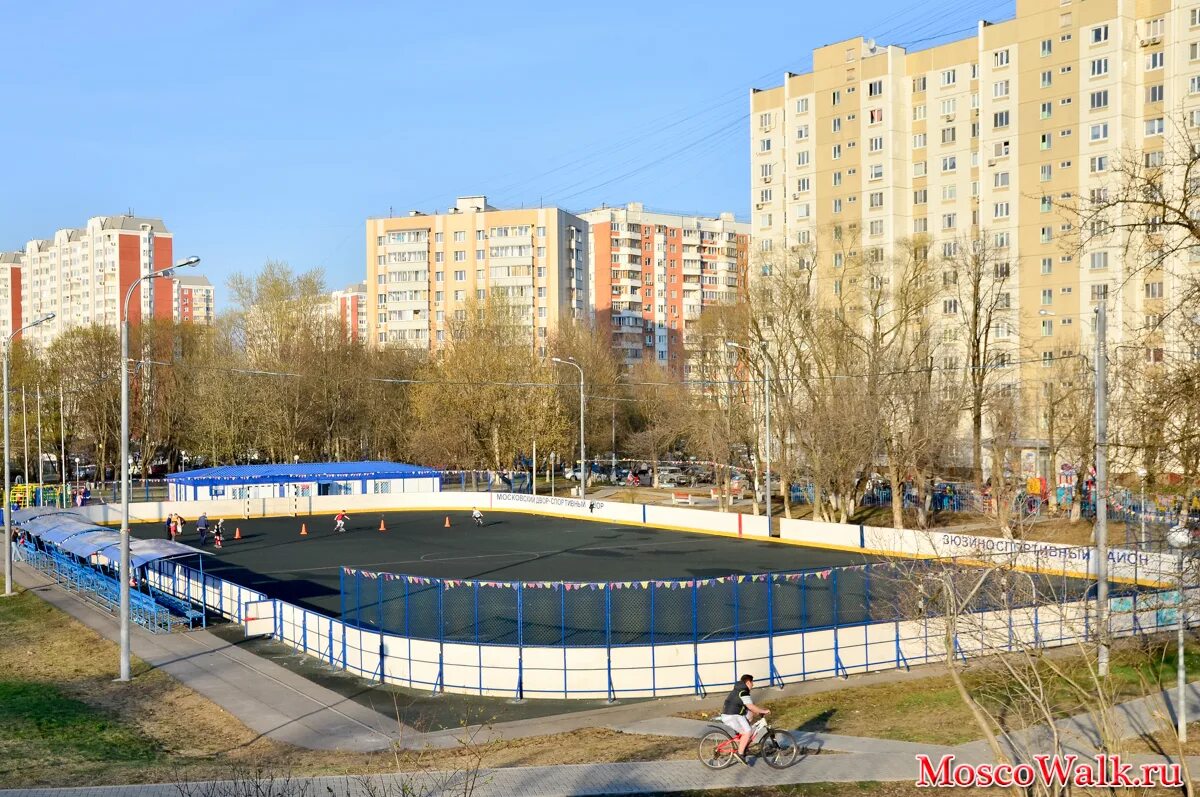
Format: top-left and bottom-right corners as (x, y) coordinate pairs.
(940, 233), (1014, 490)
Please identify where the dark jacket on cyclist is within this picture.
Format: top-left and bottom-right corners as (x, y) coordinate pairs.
(723, 682), (752, 716)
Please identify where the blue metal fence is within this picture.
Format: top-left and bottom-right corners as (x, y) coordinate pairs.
(339, 557), (1118, 648)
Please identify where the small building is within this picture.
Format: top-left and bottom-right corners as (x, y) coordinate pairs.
(166, 461), (441, 501)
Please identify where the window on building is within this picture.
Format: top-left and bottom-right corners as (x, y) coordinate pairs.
(994, 49), (1010, 67)
(941, 127), (956, 144)
(993, 110), (1010, 128)
(1041, 38), (1053, 56)
(868, 79), (883, 96)
(1147, 51), (1164, 70)
(1148, 84), (1164, 102)
(941, 69), (956, 86)
(797, 97), (809, 112)
(1041, 70), (1053, 88)
(1090, 122), (1109, 140)
(759, 138), (772, 152)
(993, 79), (1009, 98)
(1146, 117), (1164, 136)
(1089, 90), (1109, 109)
(1091, 58), (1108, 76)
(1089, 251), (1109, 269)
(1091, 25), (1109, 44)
(913, 76), (927, 92)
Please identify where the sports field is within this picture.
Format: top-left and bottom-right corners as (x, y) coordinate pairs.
(129, 508), (874, 620)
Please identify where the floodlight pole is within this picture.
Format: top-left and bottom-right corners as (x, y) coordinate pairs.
(553, 358), (585, 498)
(119, 256), (199, 682)
(3, 313), (55, 597)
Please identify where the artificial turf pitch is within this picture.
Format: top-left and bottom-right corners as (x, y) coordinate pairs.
(129, 508), (872, 620)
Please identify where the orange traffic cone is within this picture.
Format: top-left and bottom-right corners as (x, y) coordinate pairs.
(444, 516), (451, 528)
(300, 522), (308, 536)
(234, 527), (242, 540)
(379, 517), (387, 532)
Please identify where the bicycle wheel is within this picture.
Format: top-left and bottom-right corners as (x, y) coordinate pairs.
(760, 730), (800, 769)
(698, 730), (736, 769)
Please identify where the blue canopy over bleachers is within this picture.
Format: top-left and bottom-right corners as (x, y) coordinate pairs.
(14, 509), (202, 568)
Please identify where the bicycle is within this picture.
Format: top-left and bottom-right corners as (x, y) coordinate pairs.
(698, 716), (800, 769)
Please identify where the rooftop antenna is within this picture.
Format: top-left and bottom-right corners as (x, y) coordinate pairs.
(389, 205), (394, 218)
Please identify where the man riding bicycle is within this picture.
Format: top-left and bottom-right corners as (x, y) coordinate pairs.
(718, 674), (770, 765)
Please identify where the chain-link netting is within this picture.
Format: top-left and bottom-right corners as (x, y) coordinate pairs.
(339, 558), (1145, 646)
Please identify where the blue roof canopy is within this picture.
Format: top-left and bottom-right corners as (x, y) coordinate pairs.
(166, 460), (439, 486)
(16, 510), (204, 568)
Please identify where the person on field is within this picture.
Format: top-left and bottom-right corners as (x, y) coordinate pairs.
(164, 515), (174, 540)
(197, 513), (210, 546)
(718, 674), (770, 766)
(212, 522), (224, 549)
(334, 510), (349, 533)
(471, 507), (484, 526)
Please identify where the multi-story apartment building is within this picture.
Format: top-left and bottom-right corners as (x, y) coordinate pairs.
(19, 215), (174, 347)
(329, 282), (367, 343)
(173, 275), (215, 325)
(0, 252), (22, 340)
(751, 0), (1200, 474)
(580, 203), (748, 373)
(366, 196), (588, 354)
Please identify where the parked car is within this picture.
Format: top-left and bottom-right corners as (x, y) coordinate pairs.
(658, 467), (685, 487)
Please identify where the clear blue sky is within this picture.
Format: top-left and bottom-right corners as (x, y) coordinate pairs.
(0, 0), (1012, 306)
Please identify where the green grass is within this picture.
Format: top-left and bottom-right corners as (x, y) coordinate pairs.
(0, 681), (161, 770)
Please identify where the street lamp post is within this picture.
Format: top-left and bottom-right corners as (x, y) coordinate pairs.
(727, 342), (771, 532)
(3, 313), (56, 597)
(118, 256), (199, 682)
(1168, 524), (1193, 743)
(552, 357), (585, 498)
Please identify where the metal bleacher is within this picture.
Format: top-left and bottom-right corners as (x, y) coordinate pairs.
(17, 544), (200, 632)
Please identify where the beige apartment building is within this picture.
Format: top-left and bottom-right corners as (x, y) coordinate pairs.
(752, 0), (1200, 473)
(18, 215), (175, 348)
(366, 196), (587, 355)
(580, 203), (749, 374)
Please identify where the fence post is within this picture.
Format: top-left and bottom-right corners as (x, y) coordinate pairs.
(832, 568), (847, 678)
(432, 580), (445, 695)
(767, 575), (778, 688)
(474, 581), (482, 695)
(561, 582), (567, 698)
(692, 580), (703, 696)
(516, 581), (525, 701)
(405, 578), (413, 689)
(377, 576), (386, 682)
(604, 583), (614, 703)
(863, 565), (872, 670)
(731, 576), (739, 683)
(649, 581), (657, 696)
